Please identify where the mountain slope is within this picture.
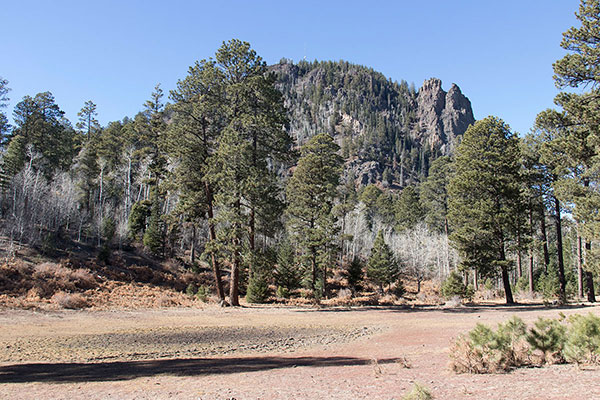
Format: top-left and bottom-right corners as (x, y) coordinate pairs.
(270, 60), (474, 187)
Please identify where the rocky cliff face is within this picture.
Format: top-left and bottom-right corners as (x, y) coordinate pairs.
(271, 60), (475, 188)
(416, 78), (474, 154)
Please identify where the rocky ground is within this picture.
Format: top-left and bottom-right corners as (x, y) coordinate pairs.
(1, 304), (600, 399)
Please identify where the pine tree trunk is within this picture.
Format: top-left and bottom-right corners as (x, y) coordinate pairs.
(322, 259), (327, 299)
(311, 246), (317, 293)
(229, 198), (242, 307)
(517, 231), (522, 278)
(540, 205), (550, 273)
(249, 207), (255, 280)
(444, 216), (451, 274)
(554, 196), (566, 304)
(204, 181), (225, 301)
(230, 250), (240, 306)
(528, 203), (535, 294)
(500, 241), (514, 304)
(577, 233), (584, 298)
(586, 271), (596, 303)
(190, 224), (196, 264)
(585, 241), (596, 302)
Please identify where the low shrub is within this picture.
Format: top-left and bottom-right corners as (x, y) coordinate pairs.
(402, 382), (433, 400)
(450, 316), (529, 373)
(185, 283), (197, 296)
(52, 292), (89, 309)
(393, 278), (406, 297)
(441, 271), (468, 300)
(276, 286), (290, 299)
(526, 317), (566, 364)
(564, 313), (600, 365)
(245, 273), (270, 304)
(195, 285), (209, 303)
(451, 313), (600, 374)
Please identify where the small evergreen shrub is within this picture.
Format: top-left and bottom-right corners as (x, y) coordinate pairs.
(186, 283), (197, 296)
(97, 244), (111, 264)
(274, 239), (302, 291)
(535, 267), (560, 299)
(246, 272), (270, 304)
(393, 278), (406, 297)
(128, 200), (151, 239)
(515, 275), (530, 294)
(402, 382), (433, 400)
(526, 317), (567, 364)
(564, 313), (600, 365)
(441, 271), (467, 300)
(452, 313), (600, 374)
(275, 286), (290, 299)
(344, 257), (364, 293)
(450, 316), (528, 373)
(195, 285), (209, 302)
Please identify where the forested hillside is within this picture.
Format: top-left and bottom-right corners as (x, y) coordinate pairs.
(271, 60), (474, 187)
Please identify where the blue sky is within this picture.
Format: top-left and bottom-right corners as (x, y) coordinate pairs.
(2, 0), (579, 135)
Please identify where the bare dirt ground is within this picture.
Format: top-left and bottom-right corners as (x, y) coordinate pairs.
(1, 303), (600, 400)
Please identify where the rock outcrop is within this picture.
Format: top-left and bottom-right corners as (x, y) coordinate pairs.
(416, 78), (474, 154)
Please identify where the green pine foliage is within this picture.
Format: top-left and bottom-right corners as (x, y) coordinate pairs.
(441, 270), (468, 300)
(420, 155), (452, 233)
(450, 316), (529, 373)
(366, 230), (398, 293)
(128, 200), (151, 239)
(286, 133), (343, 295)
(448, 116), (526, 304)
(344, 257), (364, 293)
(143, 197), (164, 257)
(394, 185), (424, 232)
(526, 317), (567, 364)
(564, 313), (600, 364)
(274, 239), (302, 291)
(451, 313), (600, 374)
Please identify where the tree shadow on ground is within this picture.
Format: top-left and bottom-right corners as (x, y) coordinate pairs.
(290, 303), (594, 314)
(0, 356), (401, 384)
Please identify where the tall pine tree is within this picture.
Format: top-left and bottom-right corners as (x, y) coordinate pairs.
(448, 117), (526, 304)
(286, 133), (342, 297)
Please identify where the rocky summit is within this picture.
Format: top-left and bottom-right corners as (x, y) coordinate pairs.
(271, 60), (474, 188)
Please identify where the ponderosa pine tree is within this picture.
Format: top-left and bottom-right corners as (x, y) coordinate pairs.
(366, 230), (397, 294)
(286, 133), (342, 297)
(9, 92), (78, 178)
(550, 0), (600, 302)
(208, 39), (291, 306)
(528, 111), (572, 303)
(0, 77), (10, 145)
(420, 155), (452, 234)
(448, 116), (526, 304)
(168, 58), (227, 301)
(520, 132), (553, 295)
(394, 185), (423, 232)
(76, 100), (100, 139)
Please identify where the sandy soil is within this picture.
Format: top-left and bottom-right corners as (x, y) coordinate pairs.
(1, 303), (599, 399)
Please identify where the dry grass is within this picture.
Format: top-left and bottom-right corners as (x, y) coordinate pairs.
(51, 292), (89, 309)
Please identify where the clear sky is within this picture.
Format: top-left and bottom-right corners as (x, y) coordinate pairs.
(2, 0), (579, 135)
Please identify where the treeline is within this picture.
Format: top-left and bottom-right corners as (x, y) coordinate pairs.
(1, 0), (600, 307)
(0, 39), (458, 306)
